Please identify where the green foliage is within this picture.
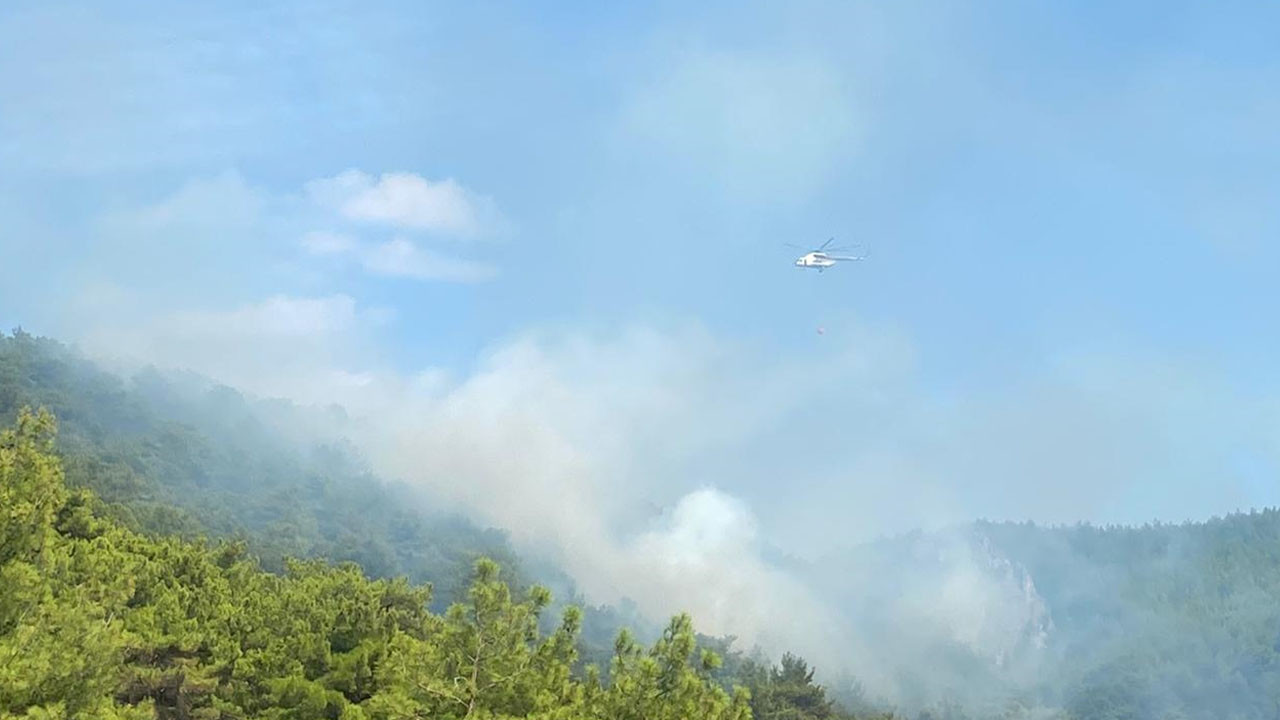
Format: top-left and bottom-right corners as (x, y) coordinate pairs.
(0, 407), (66, 566)
(590, 614), (751, 720)
(0, 409), (747, 719)
(743, 652), (838, 720)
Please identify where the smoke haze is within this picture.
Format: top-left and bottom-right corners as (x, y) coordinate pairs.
(54, 310), (1280, 709)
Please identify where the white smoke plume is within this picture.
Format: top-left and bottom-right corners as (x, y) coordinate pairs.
(72, 302), (1278, 707)
(343, 325), (864, 668)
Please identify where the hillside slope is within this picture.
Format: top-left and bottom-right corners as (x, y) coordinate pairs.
(0, 407), (756, 719)
(0, 329), (523, 606)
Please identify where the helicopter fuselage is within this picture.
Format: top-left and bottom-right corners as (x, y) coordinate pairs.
(794, 251), (839, 269)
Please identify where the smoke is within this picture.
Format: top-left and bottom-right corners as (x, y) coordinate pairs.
(340, 325), (863, 668)
(808, 528), (1056, 710)
(66, 300), (1280, 708)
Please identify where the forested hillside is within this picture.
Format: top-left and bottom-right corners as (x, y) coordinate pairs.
(0, 330), (540, 606)
(815, 515), (1280, 719)
(0, 330), (667, 669)
(985, 515), (1280, 719)
(7, 328), (1280, 719)
(0, 407), (759, 718)
(0, 331), (870, 719)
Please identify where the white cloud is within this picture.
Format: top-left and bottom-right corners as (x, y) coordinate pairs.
(300, 230), (358, 256)
(363, 237), (497, 282)
(305, 169), (500, 236)
(91, 168), (501, 295)
(298, 233), (496, 283)
(295, 169), (503, 282)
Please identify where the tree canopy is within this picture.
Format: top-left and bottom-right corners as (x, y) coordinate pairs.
(0, 408), (757, 720)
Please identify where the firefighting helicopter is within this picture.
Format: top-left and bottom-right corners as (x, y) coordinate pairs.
(788, 237), (864, 272)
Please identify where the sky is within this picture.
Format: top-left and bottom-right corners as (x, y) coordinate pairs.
(2, 0), (1280, 656)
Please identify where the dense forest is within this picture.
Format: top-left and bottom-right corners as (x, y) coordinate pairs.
(1, 406), (800, 718)
(5, 329), (1280, 719)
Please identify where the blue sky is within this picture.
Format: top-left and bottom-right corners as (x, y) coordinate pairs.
(2, 0), (1280, 562)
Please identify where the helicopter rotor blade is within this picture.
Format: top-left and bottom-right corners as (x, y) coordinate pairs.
(819, 237), (835, 251)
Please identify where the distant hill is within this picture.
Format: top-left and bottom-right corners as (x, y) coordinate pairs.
(812, 512), (1280, 718)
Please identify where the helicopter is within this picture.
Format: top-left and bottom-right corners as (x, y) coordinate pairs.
(789, 237), (864, 272)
